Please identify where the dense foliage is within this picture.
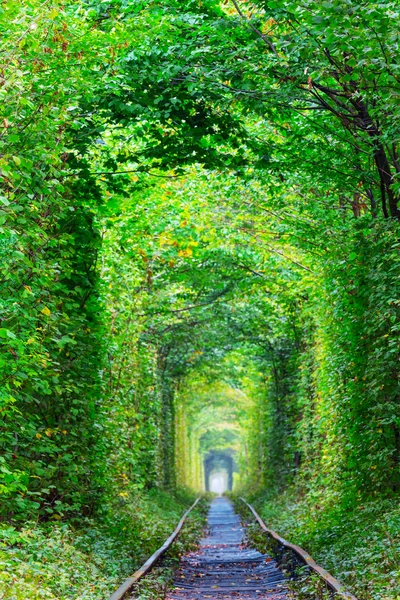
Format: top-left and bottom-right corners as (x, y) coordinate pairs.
(1, 489), (205, 599)
(1, 0), (400, 598)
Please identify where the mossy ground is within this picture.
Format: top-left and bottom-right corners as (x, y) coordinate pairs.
(234, 493), (400, 600)
(0, 490), (209, 600)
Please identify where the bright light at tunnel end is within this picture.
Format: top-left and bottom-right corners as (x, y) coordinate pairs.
(209, 471), (228, 495)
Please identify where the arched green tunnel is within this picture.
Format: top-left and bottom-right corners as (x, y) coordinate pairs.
(204, 451), (237, 493)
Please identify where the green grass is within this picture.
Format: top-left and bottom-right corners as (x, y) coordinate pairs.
(241, 491), (400, 600)
(0, 488), (207, 600)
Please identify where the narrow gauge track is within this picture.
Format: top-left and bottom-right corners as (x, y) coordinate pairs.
(110, 496), (358, 600)
(166, 497), (286, 600)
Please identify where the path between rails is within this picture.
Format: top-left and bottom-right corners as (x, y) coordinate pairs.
(166, 497), (287, 600)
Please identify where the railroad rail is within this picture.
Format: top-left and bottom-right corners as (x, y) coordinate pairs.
(167, 496), (286, 599)
(109, 497), (200, 600)
(240, 497), (358, 600)
(109, 495), (358, 600)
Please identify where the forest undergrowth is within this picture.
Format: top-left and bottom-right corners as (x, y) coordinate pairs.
(239, 491), (400, 600)
(0, 489), (206, 600)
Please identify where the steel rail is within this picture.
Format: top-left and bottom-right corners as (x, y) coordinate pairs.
(109, 497), (200, 600)
(240, 497), (358, 600)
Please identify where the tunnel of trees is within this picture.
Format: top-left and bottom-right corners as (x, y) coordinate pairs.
(1, 1), (400, 599)
(204, 451), (236, 492)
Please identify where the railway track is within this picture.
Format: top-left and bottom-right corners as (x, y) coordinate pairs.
(110, 496), (357, 600)
(166, 497), (287, 600)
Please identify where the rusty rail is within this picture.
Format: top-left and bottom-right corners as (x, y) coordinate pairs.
(240, 498), (358, 600)
(109, 497), (200, 600)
